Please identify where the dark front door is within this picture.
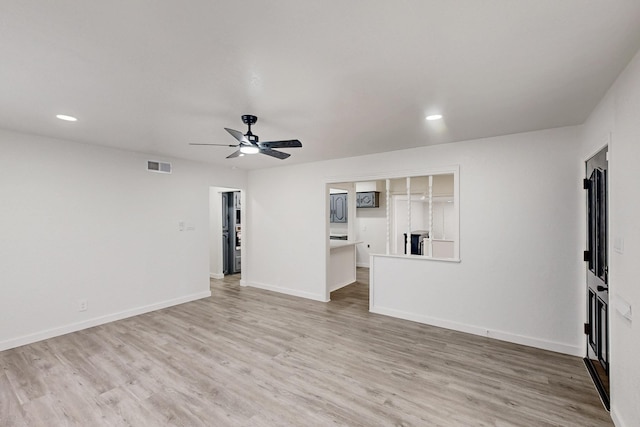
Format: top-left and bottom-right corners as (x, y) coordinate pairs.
(584, 146), (609, 410)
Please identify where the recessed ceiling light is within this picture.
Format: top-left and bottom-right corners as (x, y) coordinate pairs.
(56, 114), (78, 122)
(426, 114), (443, 121)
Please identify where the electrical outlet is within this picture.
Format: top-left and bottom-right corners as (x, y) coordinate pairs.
(78, 299), (88, 312)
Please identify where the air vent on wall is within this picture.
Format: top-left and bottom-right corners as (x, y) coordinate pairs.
(147, 160), (172, 174)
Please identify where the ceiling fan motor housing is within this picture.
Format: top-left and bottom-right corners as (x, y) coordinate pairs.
(241, 115), (258, 125)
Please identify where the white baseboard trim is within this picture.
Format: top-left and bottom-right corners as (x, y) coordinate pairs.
(611, 410), (626, 427)
(329, 280), (356, 293)
(210, 273), (224, 279)
(370, 305), (582, 357)
(244, 280), (328, 302)
(356, 262), (370, 268)
(0, 290), (211, 352)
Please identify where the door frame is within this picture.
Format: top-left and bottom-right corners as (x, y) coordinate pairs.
(209, 186), (244, 280)
(582, 138), (610, 411)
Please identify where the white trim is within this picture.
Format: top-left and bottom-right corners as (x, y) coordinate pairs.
(329, 279), (356, 293)
(370, 305), (582, 357)
(611, 410), (626, 427)
(453, 167), (461, 259)
(583, 132), (611, 162)
(356, 261), (370, 268)
(0, 291), (211, 352)
(428, 175), (433, 257)
(325, 165), (460, 184)
(385, 178), (391, 254)
(324, 182), (332, 301)
(406, 177), (411, 256)
(244, 280), (328, 302)
(369, 255), (376, 310)
(372, 253), (461, 263)
(210, 273), (224, 279)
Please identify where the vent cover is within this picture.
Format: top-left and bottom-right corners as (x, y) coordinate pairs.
(147, 160), (172, 174)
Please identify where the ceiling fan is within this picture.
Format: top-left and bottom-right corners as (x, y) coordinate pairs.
(189, 115), (302, 159)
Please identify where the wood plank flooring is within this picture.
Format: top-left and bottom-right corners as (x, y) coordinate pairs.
(1, 268), (612, 426)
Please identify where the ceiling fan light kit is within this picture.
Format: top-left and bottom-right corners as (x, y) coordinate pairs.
(189, 114), (302, 160)
(240, 145), (259, 154)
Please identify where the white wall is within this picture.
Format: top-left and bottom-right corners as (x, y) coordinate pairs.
(245, 126), (583, 355)
(243, 164), (327, 300)
(432, 199), (455, 240)
(355, 183), (386, 267)
(0, 129), (246, 350)
(368, 131), (582, 355)
(580, 49), (640, 427)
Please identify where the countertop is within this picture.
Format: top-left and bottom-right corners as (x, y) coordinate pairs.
(330, 240), (363, 249)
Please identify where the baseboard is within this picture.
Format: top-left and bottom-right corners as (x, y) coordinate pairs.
(611, 409), (626, 427)
(210, 273), (224, 279)
(244, 280), (328, 302)
(329, 280), (356, 293)
(0, 290), (211, 352)
(370, 305), (582, 357)
(356, 262), (370, 268)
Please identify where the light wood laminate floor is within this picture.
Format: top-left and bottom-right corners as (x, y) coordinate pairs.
(1, 269), (611, 426)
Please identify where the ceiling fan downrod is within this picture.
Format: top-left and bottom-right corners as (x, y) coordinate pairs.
(241, 114), (258, 139)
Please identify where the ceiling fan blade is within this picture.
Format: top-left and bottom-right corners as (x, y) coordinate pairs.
(225, 128), (250, 144)
(226, 150), (243, 159)
(259, 148), (291, 160)
(260, 139), (302, 149)
(189, 143), (238, 147)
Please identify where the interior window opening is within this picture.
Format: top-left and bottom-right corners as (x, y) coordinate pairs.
(328, 169), (459, 262)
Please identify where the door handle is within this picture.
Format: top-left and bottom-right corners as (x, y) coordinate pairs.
(597, 285), (608, 292)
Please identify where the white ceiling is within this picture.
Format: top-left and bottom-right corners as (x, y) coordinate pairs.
(2, 1), (640, 169)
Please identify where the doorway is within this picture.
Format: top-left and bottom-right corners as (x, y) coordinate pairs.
(209, 187), (242, 280)
(583, 146), (609, 410)
(222, 191), (242, 275)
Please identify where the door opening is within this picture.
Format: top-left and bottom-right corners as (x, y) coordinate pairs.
(209, 186), (242, 280)
(222, 191), (242, 275)
(583, 146), (609, 410)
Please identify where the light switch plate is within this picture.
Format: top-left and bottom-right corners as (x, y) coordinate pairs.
(614, 296), (632, 321)
(614, 236), (624, 254)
